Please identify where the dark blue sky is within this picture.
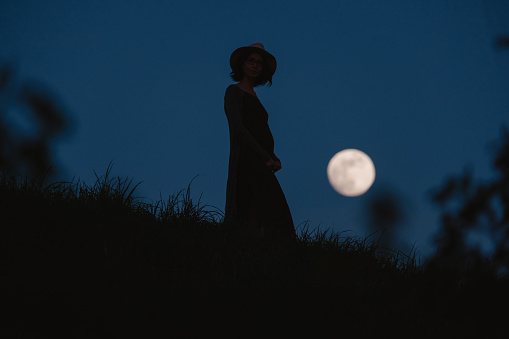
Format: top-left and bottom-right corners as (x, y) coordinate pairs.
(1, 0), (508, 257)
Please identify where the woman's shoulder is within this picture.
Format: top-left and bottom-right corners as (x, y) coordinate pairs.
(225, 84), (241, 94)
(225, 84), (243, 100)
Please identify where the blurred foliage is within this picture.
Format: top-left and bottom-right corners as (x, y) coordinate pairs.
(0, 62), (71, 179)
(429, 126), (509, 276)
(365, 188), (406, 253)
(495, 35), (509, 50)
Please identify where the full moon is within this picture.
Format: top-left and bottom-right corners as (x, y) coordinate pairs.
(327, 149), (376, 197)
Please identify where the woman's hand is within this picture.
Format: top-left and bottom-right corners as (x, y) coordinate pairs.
(273, 160), (282, 172)
(266, 159), (282, 172)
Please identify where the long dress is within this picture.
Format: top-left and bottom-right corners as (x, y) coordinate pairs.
(224, 84), (295, 239)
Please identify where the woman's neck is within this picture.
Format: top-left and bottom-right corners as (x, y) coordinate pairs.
(237, 78), (256, 95)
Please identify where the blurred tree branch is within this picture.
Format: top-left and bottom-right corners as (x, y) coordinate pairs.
(0, 62), (72, 179)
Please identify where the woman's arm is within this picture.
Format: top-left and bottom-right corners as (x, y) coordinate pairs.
(224, 85), (273, 163)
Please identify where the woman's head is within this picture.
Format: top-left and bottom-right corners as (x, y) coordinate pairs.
(230, 52), (272, 86)
(229, 43), (276, 87)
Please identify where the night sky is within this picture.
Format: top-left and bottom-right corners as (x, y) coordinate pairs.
(1, 0), (508, 257)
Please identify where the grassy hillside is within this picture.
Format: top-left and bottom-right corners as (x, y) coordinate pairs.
(1, 171), (507, 338)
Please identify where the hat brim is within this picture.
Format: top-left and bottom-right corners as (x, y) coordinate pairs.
(230, 46), (277, 76)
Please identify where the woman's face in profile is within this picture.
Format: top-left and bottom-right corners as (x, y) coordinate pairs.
(242, 52), (264, 80)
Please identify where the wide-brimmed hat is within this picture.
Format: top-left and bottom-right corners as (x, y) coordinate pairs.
(229, 42), (277, 76)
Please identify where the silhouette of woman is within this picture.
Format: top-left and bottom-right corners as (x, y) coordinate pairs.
(224, 43), (295, 240)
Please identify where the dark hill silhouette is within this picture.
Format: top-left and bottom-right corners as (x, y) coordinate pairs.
(1, 167), (508, 338)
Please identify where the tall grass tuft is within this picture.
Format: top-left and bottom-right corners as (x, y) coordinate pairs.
(150, 176), (223, 225)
